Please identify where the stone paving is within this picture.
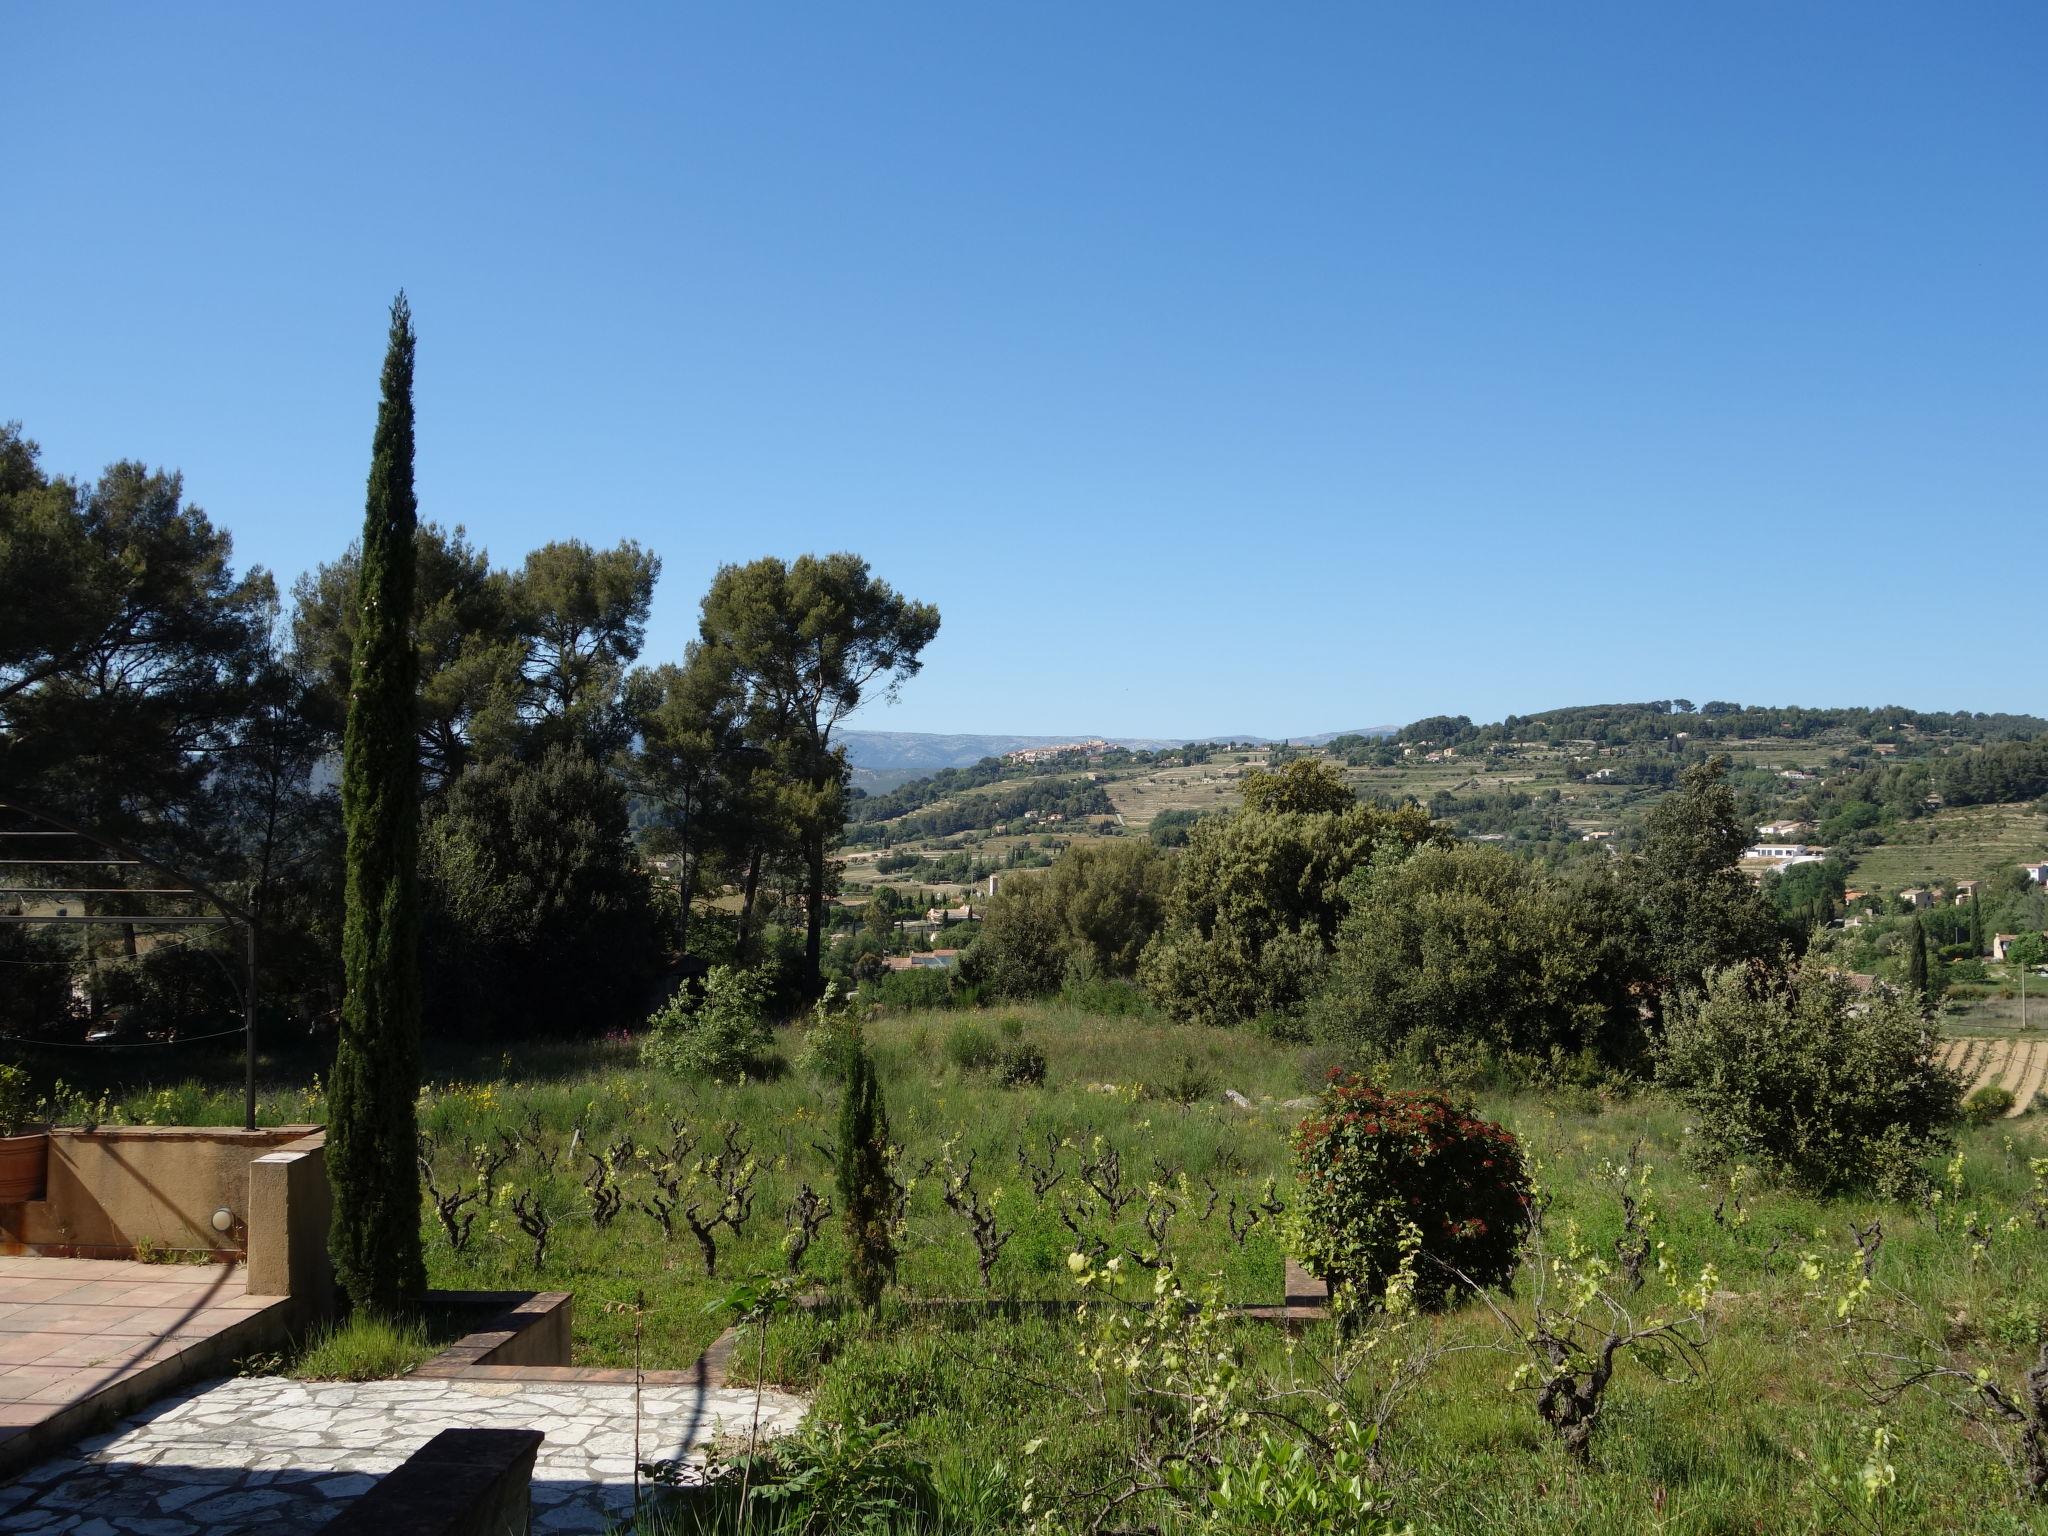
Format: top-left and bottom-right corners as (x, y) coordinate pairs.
(0, 1372), (809, 1535)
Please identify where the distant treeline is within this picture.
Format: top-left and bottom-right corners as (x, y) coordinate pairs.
(843, 776), (1117, 845)
(1375, 703), (2048, 752)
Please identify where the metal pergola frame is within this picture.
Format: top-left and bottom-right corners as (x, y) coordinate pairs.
(0, 798), (256, 1130)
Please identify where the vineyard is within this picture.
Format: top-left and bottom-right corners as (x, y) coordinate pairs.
(1937, 1036), (2048, 1116)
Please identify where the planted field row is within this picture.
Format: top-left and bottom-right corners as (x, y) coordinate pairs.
(1937, 1037), (2048, 1115)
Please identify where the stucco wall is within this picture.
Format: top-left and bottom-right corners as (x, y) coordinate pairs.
(0, 1125), (321, 1261)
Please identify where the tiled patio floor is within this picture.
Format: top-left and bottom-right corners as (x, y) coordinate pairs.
(0, 1257), (288, 1472)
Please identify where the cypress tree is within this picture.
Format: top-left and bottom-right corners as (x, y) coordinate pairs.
(835, 1039), (897, 1311)
(1970, 892), (1986, 956)
(1908, 914), (1930, 1004)
(329, 294), (427, 1314)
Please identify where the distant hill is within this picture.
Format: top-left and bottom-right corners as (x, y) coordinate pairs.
(839, 726), (1397, 792)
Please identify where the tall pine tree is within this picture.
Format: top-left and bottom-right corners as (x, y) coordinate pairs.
(329, 295), (427, 1313)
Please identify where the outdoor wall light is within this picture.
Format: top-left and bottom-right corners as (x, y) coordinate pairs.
(211, 1206), (235, 1234)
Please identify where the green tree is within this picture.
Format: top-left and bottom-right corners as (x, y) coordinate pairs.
(626, 644), (755, 956)
(1141, 800), (1445, 1028)
(1238, 758), (1355, 815)
(1313, 842), (1627, 1071)
(421, 745), (659, 1035)
(292, 522), (525, 786)
(965, 840), (1172, 998)
(1970, 892), (1986, 956)
(695, 555), (939, 994)
(329, 295), (428, 1315)
(0, 426), (272, 854)
(1622, 757), (1780, 1014)
(1657, 963), (1961, 1195)
(835, 1038), (896, 1310)
(1907, 915), (1931, 1003)
(513, 538), (659, 757)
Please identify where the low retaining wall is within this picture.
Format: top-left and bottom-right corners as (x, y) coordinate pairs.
(314, 1427), (542, 1536)
(417, 1291), (574, 1376)
(0, 1124), (323, 1261)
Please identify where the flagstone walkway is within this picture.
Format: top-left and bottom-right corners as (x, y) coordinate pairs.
(0, 1372), (808, 1535)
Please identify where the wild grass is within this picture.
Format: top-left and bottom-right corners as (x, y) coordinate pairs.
(698, 1089), (2048, 1535)
(289, 1311), (435, 1381)
(61, 1001), (2048, 1532)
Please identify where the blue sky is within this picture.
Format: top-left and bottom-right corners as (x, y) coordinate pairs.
(6, 5), (2043, 738)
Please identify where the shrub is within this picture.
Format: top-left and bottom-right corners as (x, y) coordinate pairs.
(1150, 1051), (1215, 1107)
(0, 1064), (38, 1136)
(794, 985), (862, 1084)
(1657, 963), (1963, 1195)
(863, 966), (954, 1012)
(640, 965), (775, 1083)
(995, 1041), (1047, 1088)
(1310, 843), (1631, 1071)
(1965, 1084), (2018, 1126)
(1292, 1074), (1532, 1314)
(1141, 801), (1444, 1028)
(965, 842), (1173, 1001)
(943, 1020), (1001, 1073)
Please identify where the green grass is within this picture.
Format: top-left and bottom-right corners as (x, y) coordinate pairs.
(58, 999), (2048, 1532)
(289, 1312), (436, 1381)
(701, 1090), (2048, 1536)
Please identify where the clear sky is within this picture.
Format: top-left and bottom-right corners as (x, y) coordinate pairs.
(6, 5), (2043, 739)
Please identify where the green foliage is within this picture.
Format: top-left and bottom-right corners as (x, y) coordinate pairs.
(642, 966), (777, 1083)
(1909, 915), (1932, 1002)
(1141, 800), (1446, 1028)
(1149, 807), (1204, 848)
(942, 1021), (1001, 1073)
(695, 553), (940, 995)
(1291, 1074), (1532, 1312)
(994, 1041), (1047, 1089)
(1237, 758), (1357, 816)
(663, 1417), (939, 1533)
(1623, 757), (1781, 1008)
(1313, 842), (1631, 1072)
(422, 744), (660, 1035)
(964, 841), (1172, 999)
(330, 293), (427, 1316)
(1200, 1423), (1404, 1535)
(1657, 963), (1963, 1194)
(0, 1064), (37, 1136)
(862, 967), (957, 1012)
(837, 1038), (897, 1310)
(1964, 1084), (2017, 1127)
(794, 986), (863, 1083)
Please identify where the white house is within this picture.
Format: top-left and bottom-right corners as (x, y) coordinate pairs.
(2022, 862), (2048, 885)
(1743, 843), (1826, 872)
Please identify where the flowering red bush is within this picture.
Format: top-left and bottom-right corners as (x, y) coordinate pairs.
(1292, 1072), (1531, 1313)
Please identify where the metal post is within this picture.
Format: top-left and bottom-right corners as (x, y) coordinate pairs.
(244, 920), (257, 1132)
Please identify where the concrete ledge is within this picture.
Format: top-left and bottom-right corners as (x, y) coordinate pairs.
(313, 1426), (543, 1536)
(416, 1291), (573, 1377)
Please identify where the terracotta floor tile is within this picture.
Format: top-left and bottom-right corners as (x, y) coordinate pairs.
(0, 1281), (73, 1304)
(0, 1336), (56, 1365)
